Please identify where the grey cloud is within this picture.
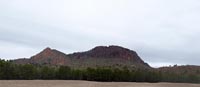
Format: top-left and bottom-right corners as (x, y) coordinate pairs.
(0, 0), (200, 67)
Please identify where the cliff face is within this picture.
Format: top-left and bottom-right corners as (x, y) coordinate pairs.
(13, 45), (150, 68)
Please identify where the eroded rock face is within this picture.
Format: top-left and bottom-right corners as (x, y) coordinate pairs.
(30, 47), (68, 65)
(31, 47), (52, 61)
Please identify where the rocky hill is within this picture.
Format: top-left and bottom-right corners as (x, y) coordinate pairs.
(13, 45), (150, 69)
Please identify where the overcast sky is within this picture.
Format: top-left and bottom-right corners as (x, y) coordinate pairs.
(0, 0), (200, 67)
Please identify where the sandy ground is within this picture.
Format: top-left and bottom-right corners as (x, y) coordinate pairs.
(0, 80), (199, 87)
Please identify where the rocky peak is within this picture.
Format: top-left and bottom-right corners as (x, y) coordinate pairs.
(71, 45), (143, 62)
(30, 47), (67, 65)
(88, 45), (138, 59)
(43, 47), (52, 52)
(31, 47), (53, 60)
(39, 47), (54, 56)
(90, 45), (133, 53)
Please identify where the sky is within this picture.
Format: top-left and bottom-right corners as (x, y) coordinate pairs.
(0, 0), (200, 67)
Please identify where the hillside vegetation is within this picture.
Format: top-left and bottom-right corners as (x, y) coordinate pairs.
(0, 59), (200, 83)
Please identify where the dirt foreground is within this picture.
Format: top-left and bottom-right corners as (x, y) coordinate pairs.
(0, 80), (199, 87)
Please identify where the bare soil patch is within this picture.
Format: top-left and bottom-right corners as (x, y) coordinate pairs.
(0, 80), (199, 87)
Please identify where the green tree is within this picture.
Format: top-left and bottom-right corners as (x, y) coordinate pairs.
(18, 64), (37, 79)
(57, 66), (71, 79)
(40, 66), (56, 79)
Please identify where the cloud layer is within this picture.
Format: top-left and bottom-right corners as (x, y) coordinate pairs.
(0, 0), (200, 67)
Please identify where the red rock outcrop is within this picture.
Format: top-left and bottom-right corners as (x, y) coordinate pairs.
(30, 47), (68, 65)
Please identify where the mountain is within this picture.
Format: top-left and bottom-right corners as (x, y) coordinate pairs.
(30, 47), (68, 65)
(13, 45), (150, 69)
(14, 47), (68, 66)
(69, 46), (143, 62)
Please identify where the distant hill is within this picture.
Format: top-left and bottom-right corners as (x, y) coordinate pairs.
(158, 65), (200, 75)
(3, 45), (200, 82)
(13, 45), (150, 69)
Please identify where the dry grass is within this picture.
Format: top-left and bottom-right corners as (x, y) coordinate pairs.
(0, 80), (199, 87)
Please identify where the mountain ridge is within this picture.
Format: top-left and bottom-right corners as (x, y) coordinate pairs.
(13, 45), (150, 69)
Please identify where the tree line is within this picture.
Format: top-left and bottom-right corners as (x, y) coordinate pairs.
(0, 59), (199, 83)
